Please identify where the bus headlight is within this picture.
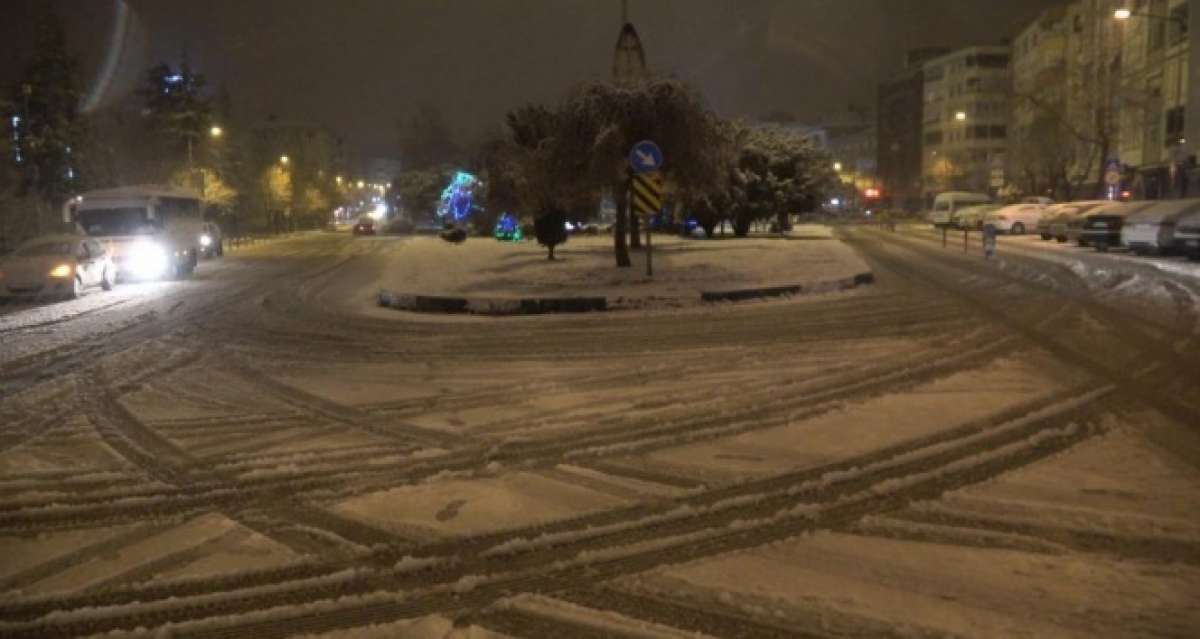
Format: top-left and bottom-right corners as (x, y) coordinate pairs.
(128, 241), (169, 279)
(199, 233), (213, 248)
(48, 264), (73, 278)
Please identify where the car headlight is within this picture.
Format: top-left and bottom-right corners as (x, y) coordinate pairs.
(199, 234), (213, 247)
(49, 263), (73, 278)
(128, 241), (169, 278)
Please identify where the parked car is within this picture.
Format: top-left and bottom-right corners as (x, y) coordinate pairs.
(1021, 196), (1055, 206)
(1120, 198), (1200, 255)
(352, 217), (377, 236)
(1070, 201), (1156, 251)
(985, 202), (1046, 235)
(0, 234), (116, 300)
(929, 191), (992, 228)
(954, 204), (1002, 230)
(1174, 206), (1200, 260)
(199, 222), (223, 258)
(1037, 200), (1108, 242)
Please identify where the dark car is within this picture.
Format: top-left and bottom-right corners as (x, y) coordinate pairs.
(1073, 201), (1155, 252)
(352, 218), (376, 236)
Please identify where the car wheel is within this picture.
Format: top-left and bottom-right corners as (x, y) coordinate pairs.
(101, 267), (114, 291)
(1012, 222), (1025, 235)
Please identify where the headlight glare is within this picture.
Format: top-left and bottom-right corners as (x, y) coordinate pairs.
(199, 234), (213, 247)
(128, 241), (169, 279)
(49, 264), (73, 278)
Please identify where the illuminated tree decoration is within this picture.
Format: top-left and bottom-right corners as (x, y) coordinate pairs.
(437, 170), (480, 222)
(494, 213), (523, 241)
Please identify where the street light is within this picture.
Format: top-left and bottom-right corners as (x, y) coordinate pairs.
(335, 175), (343, 184)
(357, 180), (365, 189)
(833, 162), (842, 172)
(210, 125), (223, 138)
(1113, 7), (1186, 26)
(280, 155), (289, 165)
(954, 111), (967, 121)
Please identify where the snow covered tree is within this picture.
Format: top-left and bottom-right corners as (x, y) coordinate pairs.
(550, 81), (724, 266)
(727, 124), (836, 237)
(394, 167), (452, 223)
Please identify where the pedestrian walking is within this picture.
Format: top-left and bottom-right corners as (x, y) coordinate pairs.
(982, 222), (997, 260)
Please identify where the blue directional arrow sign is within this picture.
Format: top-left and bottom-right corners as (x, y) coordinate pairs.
(629, 140), (664, 174)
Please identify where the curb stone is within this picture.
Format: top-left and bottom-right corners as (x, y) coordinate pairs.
(377, 290), (607, 316)
(700, 271), (874, 303)
(377, 270), (873, 315)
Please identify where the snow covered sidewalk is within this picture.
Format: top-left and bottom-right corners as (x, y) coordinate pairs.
(374, 226), (870, 312)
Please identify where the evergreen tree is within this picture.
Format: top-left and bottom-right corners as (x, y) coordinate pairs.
(11, 5), (85, 202)
(139, 60), (213, 181)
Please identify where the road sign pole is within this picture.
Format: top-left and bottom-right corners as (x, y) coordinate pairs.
(645, 215), (653, 277)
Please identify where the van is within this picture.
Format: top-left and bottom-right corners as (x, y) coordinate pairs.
(63, 185), (204, 280)
(929, 192), (992, 228)
(1119, 198), (1200, 255)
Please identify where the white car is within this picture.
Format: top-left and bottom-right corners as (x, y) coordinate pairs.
(1120, 198), (1200, 255)
(985, 203), (1046, 235)
(0, 234), (116, 300)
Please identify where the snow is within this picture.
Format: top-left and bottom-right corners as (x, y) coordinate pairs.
(364, 231), (867, 311)
(922, 425), (1200, 540)
(624, 530), (1200, 638)
(293, 614), (514, 639)
(497, 593), (714, 638)
(24, 513), (238, 595)
(0, 415), (129, 475)
(0, 525), (138, 583)
(330, 470), (632, 538)
(643, 355), (1067, 482)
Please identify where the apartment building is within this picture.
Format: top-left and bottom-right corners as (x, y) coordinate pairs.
(921, 45), (1012, 198)
(878, 47), (949, 211)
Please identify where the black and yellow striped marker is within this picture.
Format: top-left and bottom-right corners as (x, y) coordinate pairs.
(630, 172), (663, 217)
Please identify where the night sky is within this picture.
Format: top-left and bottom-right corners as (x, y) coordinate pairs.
(4, 0), (1058, 160)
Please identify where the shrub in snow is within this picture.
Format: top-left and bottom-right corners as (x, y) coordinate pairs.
(439, 225), (468, 244)
(534, 209), (569, 260)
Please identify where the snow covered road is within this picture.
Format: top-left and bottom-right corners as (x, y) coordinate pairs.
(1, 228), (1198, 638)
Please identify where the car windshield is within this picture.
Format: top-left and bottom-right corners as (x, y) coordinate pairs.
(78, 207), (160, 236)
(14, 241), (74, 256)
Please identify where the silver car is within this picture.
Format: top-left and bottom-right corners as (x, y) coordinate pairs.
(0, 235), (116, 300)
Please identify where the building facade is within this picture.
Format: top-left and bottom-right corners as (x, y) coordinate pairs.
(1114, 0), (1193, 198)
(878, 47), (949, 211)
(921, 45), (1012, 199)
(1009, 5), (1070, 197)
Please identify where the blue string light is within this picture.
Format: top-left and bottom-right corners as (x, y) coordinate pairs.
(437, 171), (480, 222)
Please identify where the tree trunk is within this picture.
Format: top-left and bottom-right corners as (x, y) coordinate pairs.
(613, 178), (632, 267)
(629, 210), (642, 249)
(547, 244), (555, 260)
(776, 211), (787, 235)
